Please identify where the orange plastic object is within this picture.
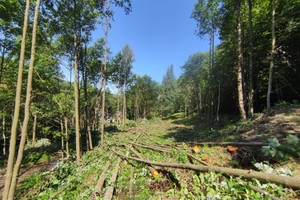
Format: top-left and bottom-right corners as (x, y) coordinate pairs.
(153, 170), (159, 178)
(193, 145), (199, 153)
(228, 147), (239, 151)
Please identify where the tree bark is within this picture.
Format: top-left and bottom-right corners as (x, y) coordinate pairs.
(60, 117), (64, 159)
(103, 157), (121, 200)
(74, 0), (81, 161)
(2, 1), (30, 198)
(267, 0), (275, 110)
(7, 1), (41, 198)
(100, 0), (110, 147)
(32, 112), (37, 144)
(2, 112), (5, 155)
(117, 66), (120, 125)
(237, 0), (246, 121)
(248, 0), (254, 117)
(64, 116), (69, 156)
(123, 73), (127, 125)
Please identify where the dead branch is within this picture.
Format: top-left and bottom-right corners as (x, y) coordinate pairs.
(126, 145), (156, 175)
(112, 149), (300, 189)
(172, 142), (269, 147)
(240, 180), (281, 200)
(103, 157), (121, 200)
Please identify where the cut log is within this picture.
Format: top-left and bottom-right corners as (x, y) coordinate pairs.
(112, 149), (300, 189)
(103, 157), (121, 200)
(172, 142), (269, 147)
(126, 145), (157, 176)
(92, 161), (111, 198)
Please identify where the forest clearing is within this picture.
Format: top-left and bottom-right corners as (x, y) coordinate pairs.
(0, 104), (299, 199)
(1, 0), (300, 199)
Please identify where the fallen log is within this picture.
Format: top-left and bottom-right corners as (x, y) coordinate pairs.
(112, 149), (300, 189)
(126, 145), (157, 176)
(172, 142), (269, 147)
(127, 142), (208, 166)
(103, 157), (121, 200)
(92, 161), (111, 198)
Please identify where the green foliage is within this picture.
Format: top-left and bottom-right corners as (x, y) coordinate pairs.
(123, 119), (137, 128)
(262, 135), (300, 160)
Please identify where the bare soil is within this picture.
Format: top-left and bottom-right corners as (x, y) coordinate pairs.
(0, 158), (58, 198)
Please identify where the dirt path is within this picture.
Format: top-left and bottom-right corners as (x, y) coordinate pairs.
(0, 159), (58, 198)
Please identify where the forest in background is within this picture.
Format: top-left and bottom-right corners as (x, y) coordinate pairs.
(0, 0), (299, 198)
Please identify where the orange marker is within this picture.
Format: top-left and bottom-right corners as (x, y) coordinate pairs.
(153, 170), (159, 178)
(228, 147), (238, 151)
(193, 145), (199, 153)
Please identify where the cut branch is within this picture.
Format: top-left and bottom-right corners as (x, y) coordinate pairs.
(112, 149), (300, 189)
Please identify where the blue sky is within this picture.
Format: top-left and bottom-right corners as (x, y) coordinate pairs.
(91, 0), (213, 84)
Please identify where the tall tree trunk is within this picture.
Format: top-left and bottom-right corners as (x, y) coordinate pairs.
(64, 116), (69, 156)
(2, 1), (30, 199)
(143, 101), (147, 119)
(74, 0), (81, 161)
(0, 35), (6, 84)
(123, 73), (127, 125)
(267, 0), (275, 110)
(83, 33), (92, 150)
(32, 112), (37, 144)
(248, 0), (254, 117)
(217, 83), (221, 121)
(237, 0), (247, 121)
(2, 112), (5, 155)
(185, 96), (187, 118)
(117, 67), (120, 125)
(101, 0), (110, 147)
(60, 117), (64, 159)
(7, 1), (41, 198)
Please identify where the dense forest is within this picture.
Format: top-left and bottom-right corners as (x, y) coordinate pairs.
(0, 0), (299, 199)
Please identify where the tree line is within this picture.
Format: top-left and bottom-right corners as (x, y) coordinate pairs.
(0, 0), (299, 198)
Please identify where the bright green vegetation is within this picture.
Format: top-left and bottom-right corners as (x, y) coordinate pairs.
(13, 106), (300, 199)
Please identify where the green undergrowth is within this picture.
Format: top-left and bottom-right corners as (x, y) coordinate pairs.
(15, 110), (300, 199)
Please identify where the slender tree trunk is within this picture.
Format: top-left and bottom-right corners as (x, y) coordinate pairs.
(0, 36), (6, 84)
(83, 33), (92, 150)
(2, 1), (30, 199)
(64, 116), (69, 156)
(267, 0), (275, 110)
(2, 112), (5, 155)
(117, 68), (120, 125)
(237, 0), (246, 121)
(60, 117), (64, 159)
(143, 101), (146, 119)
(248, 0), (254, 117)
(32, 112), (37, 144)
(123, 73), (127, 125)
(73, 0), (81, 161)
(185, 96), (187, 118)
(101, 0), (110, 147)
(217, 83), (221, 121)
(7, 1), (41, 198)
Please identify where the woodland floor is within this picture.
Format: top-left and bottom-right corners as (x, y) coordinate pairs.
(0, 105), (300, 199)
